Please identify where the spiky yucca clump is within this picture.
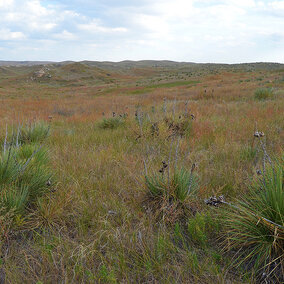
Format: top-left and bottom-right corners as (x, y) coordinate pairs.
(254, 88), (274, 100)
(19, 121), (50, 144)
(145, 168), (199, 223)
(223, 159), (283, 281)
(98, 117), (125, 130)
(0, 144), (52, 216)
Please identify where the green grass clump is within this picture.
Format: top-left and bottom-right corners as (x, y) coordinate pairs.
(97, 117), (125, 130)
(223, 159), (284, 279)
(187, 212), (219, 247)
(254, 88), (274, 100)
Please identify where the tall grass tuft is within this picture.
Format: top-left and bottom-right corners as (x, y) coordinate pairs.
(222, 158), (284, 281)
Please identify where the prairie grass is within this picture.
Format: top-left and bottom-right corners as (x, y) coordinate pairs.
(0, 64), (283, 283)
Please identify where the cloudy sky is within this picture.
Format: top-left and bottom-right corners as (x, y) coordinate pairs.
(0, 0), (283, 63)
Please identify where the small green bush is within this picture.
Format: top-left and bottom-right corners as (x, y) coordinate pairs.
(97, 117), (125, 130)
(172, 168), (199, 202)
(254, 88), (274, 100)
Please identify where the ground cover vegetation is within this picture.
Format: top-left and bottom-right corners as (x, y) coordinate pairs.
(0, 61), (283, 283)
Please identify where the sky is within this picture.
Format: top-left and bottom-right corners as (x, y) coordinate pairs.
(0, 0), (283, 63)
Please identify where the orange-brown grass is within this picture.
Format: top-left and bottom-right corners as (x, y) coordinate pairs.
(0, 65), (283, 283)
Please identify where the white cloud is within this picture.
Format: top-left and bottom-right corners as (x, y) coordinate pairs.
(0, 29), (26, 40)
(269, 1), (284, 10)
(53, 30), (76, 40)
(0, 0), (14, 8)
(78, 20), (127, 33)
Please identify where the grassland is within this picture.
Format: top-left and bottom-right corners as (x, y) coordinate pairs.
(0, 61), (283, 283)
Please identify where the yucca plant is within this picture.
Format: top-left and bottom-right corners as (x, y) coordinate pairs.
(97, 117), (125, 129)
(145, 174), (165, 197)
(0, 185), (29, 215)
(16, 143), (49, 166)
(145, 166), (199, 223)
(222, 159), (283, 281)
(18, 163), (52, 201)
(254, 88), (274, 100)
(19, 121), (50, 144)
(0, 147), (19, 186)
(0, 122), (53, 219)
(146, 168), (198, 202)
(0, 145), (52, 215)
